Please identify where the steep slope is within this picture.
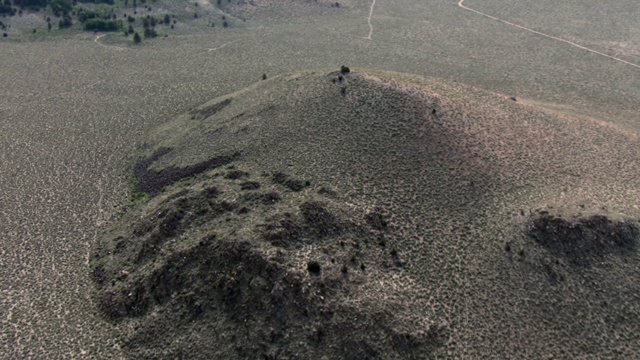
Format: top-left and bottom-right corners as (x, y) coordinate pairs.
(92, 69), (640, 358)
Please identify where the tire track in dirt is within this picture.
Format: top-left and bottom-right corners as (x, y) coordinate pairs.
(457, 0), (640, 69)
(365, 0), (376, 40)
(94, 34), (126, 51)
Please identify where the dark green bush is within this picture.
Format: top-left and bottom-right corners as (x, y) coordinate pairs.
(0, 4), (14, 14)
(143, 26), (156, 38)
(307, 261), (321, 274)
(78, 7), (113, 22)
(84, 18), (122, 31)
(58, 14), (72, 28)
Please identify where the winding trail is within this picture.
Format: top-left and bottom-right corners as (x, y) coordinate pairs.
(365, 0), (376, 40)
(94, 34), (125, 51)
(207, 39), (241, 52)
(457, 0), (640, 69)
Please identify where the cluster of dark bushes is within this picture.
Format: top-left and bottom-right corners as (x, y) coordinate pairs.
(0, 0), (16, 15)
(84, 17), (121, 31)
(76, 7), (121, 31)
(77, 7), (113, 22)
(80, 0), (114, 4)
(136, 13), (172, 39)
(10, 0), (72, 16)
(1, 0), (178, 40)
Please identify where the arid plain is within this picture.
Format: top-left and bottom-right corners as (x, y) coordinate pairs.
(1, 0), (640, 358)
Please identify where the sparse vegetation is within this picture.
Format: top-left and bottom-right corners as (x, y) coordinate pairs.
(4, 1), (640, 359)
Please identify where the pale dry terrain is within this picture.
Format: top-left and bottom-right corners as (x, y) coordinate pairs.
(1, 0), (639, 358)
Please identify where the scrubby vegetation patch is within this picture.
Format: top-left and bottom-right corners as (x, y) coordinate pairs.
(272, 171), (309, 192)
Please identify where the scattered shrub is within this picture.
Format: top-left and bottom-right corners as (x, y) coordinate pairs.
(272, 172), (307, 192)
(225, 170), (248, 180)
(143, 26), (156, 38)
(58, 14), (71, 28)
(262, 191), (281, 204)
(240, 181), (261, 190)
(366, 210), (388, 230)
(307, 261), (321, 274)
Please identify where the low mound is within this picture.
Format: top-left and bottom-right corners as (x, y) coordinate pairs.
(93, 69), (640, 358)
(93, 161), (445, 358)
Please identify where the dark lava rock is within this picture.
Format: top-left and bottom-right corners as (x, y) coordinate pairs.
(299, 201), (343, 237)
(133, 148), (239, 197)
(272, 171), (308, 192)
(528, 213), (639, 266)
